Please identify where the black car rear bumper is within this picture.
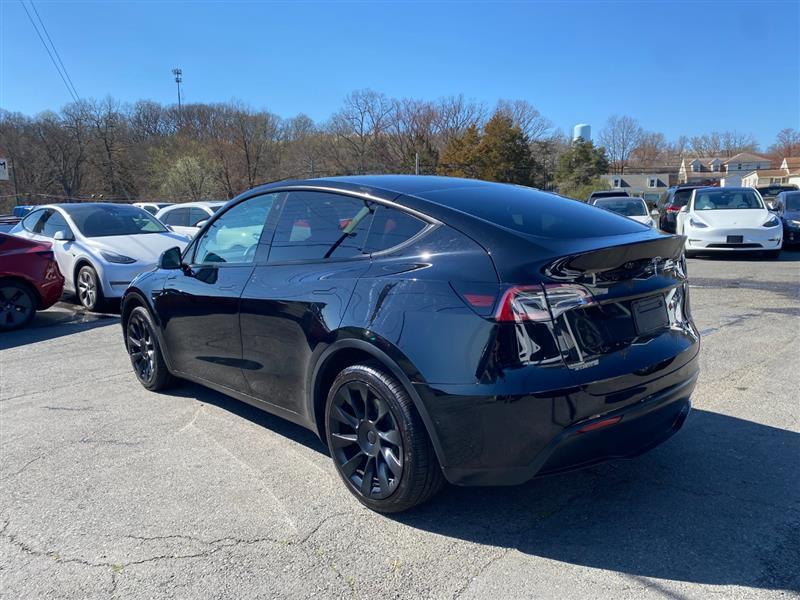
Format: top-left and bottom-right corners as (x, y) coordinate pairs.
(428, 356), (698, 486)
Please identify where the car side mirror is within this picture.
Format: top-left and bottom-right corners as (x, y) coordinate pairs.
(195, 220), (208, 229)
(158, 246), (183, 270)
(53, 230), (74, 241)
(679, 205), (688, 213)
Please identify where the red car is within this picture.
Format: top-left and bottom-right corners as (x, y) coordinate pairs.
(0, 233), (65, 331)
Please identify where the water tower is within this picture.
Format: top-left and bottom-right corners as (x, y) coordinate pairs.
(573, 123), (591, 142)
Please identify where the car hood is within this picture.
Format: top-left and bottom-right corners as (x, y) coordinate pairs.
(85, 232), (189, 263)
(691, 209), (769, 228)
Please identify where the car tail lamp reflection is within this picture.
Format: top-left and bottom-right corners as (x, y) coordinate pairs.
(577, 415), (622, 433)
(496, 284), (595, 322)
(666, 205), (681, 212)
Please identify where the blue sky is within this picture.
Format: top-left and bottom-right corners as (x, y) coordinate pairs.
(2, 1), (798, 147)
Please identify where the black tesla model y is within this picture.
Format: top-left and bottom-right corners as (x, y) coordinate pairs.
(121, 176), (699, 512)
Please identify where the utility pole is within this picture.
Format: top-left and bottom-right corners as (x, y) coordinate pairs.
(172, 68), (183, 117)
(415, 152), (419, 175)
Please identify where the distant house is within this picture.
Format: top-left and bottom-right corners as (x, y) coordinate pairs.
(600, 173), (672, 203)
(679, 152), (773, 186)
(741, 156), (800, 188)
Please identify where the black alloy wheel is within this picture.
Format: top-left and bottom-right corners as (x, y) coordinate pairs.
(329, 379), (404, 500)
(126, 306), (174, 390)
(325, 363), (444, 512)
(0, 282), (36, 331)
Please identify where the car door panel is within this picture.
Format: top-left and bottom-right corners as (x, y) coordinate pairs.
(153, 193), (279, 392)
(238, 190), (376, 418)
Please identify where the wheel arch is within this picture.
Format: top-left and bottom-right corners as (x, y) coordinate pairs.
(120, 288), (176, 372)
(308, 337), (446, 467)
(0, 275), (42, 308)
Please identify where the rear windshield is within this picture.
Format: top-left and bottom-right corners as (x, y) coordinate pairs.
(784, 192), (800, 210)
(693, 189), (763, 211)
(672, 189), (695, 206)
(423, 186), (646, 238)
(593, 198), (648, 216)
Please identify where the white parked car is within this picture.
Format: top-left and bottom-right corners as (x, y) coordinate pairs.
(591, 196), (654, 227)
(133, 201), (173, 215)
(676, 187), (782, 258)
(155, 201), (226, 238)
(10, 203), (190, 311)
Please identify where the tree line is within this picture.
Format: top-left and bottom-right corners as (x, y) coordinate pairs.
(1, 90), (797, 211)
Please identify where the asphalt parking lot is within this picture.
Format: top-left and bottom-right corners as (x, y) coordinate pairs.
(1, 251), (799, 599)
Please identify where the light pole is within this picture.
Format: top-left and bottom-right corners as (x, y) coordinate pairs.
(172, 68), (183, 117)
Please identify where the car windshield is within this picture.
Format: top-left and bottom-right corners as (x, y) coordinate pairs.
(64, 204), (168, 237)
(593, 198), (648, 216)
(672, 189), (695, 206)
(784, 192), (800, 211)
(693, 190), (763, 211)
(758, 186), (794, 197)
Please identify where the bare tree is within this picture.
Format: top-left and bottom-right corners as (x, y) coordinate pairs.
(630, 131), (667, 170)
(768, 128), (800, 159)
(433, 94), (486, 150)
(495, 99), (552, 141)
(598, 115), (643, 174)
(328, 89), (394, 173)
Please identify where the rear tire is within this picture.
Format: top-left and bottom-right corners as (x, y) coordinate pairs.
(325, 362), (445, 513)
(125, 306), (175, 391)
(76, 265), (103, 312)
(0, 280), (36, 331)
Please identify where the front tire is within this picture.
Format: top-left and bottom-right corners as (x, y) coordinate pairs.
(764, 249), (781, 260)
(0, 280), (36, 331)
(126, 306), (175, 391)
(76, 265), (103, 311)
(325, 363), (444, 513)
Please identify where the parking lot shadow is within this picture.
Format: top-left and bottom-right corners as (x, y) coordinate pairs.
(160, 378), (799, 593)
(392, 409), (800, 593)
(0, 306), (119, 351)
(162, 382), (328, 454)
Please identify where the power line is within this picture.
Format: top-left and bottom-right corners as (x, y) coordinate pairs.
(18, 0), (78, 103)
(28, 0), (80, 100)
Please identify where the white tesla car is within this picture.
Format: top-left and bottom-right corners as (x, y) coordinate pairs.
(155, 201), (226, 238)
(676, 187), (782, 258)
(10, 203), (189, 311)
(132, 201), (173, 215)
(591, 196), (655, 227)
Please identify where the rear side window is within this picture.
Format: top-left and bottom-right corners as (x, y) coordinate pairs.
(268, 191), (374, 262)
(423, 186), (645, 238)
(364, 206), (426, 253)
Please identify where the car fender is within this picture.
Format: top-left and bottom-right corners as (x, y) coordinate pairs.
(308, 335), (447, 467)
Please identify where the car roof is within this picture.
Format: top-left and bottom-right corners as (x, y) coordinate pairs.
(160, 201), (226, 209)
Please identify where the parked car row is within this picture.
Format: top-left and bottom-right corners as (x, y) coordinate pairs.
(8, 203), (190, 311)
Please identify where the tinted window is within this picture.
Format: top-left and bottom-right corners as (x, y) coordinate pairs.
(189, 207), (210, 227)
(424, 186), (645, 238)
(784, 192), (800, 211)
(365, 206), (426, 253)
(269, 192), (374, 262)
(142, 205), (158, 215)
(21, 209), (46, 233)
(194, 194), (276, 264)
(40, 210), (70, 238)
(163, 208), (189, 227)
(593, 198), (648, 217)
(672, 189), (694, 206)
(65, 205), (167, 237)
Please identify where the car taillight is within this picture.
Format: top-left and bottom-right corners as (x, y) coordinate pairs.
(36, 250), (55, 260)
(452, 282), (595, 321)
(666, 205), (681, 213)
(495, 284), (594, 322)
